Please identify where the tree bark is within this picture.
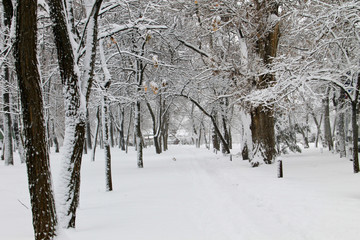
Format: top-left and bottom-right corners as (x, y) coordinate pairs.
(15, 0), (58, 238)
(250, 106), (276, 163)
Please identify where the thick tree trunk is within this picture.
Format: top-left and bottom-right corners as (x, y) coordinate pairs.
(250, 1), (280, 164)
(15, 0), (58, 238)
(250, 106), (276, 163)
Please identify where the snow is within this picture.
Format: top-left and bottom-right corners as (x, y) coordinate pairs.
(1, 145), (360, 239)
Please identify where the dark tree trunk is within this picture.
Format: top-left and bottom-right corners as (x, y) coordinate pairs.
(15, 0), (58, 239)
(221, 116), (230, 153)
(251, 106), (276, 163)
(351, 101), (359, 173)
(324, 88), (334, 151)
(146, 100), (162, 154)
(212, 122), (220, 151)
(102, 96), (113, 191)
(135, 101), (143, 168)
(110, 117), (114, 148)
(119, 107), (125, 150)
(86, 108), (92, 149)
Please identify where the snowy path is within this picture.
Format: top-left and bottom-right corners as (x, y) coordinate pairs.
(1, 145), (360, 239)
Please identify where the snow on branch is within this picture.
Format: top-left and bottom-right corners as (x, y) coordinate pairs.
(99, 19), (167, 39)
(177, 39), (210, 58)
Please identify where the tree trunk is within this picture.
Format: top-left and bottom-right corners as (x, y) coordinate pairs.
(51, 119), (59, 153)
(212, 119), (220, 152)
(91, 107), (100, 162)
(119, 106), (125, 150)
(110, 117), (114, 148)
(47, 0), (103, 228)
(102, 95), (113, 191)
(251, 106), (276, 164)
(351, 101), (359, 173)
(323, 88), (334, 151)
(13, 114), (25, 163)
(250, 1), (280, 164)
(125, 107), (133, 154)
(337, 89), (346, 158)
(86, 108), (92, 149)
(15, 0), (58, 238)
(3, 43), (13, 167)
(145, 100), (162, 154)
(135, 101), (143, 168)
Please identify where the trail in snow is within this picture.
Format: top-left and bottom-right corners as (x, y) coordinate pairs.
(1, 145), (360, 240)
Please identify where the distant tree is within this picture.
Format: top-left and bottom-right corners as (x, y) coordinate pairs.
(15, 0), (57, 239)
(2, 0), (14, 166)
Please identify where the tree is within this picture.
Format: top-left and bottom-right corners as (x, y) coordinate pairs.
(46, 0), (103, 228)
(2, 0), (14, 166)
(15, 0), (57, 238)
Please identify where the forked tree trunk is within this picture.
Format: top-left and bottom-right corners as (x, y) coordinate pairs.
(15, 0), (58, 238)
(47, 0), (103, 228)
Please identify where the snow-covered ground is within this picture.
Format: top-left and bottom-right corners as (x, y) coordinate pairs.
(1, 145), (360, 240)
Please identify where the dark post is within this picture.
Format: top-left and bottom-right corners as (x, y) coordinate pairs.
(277, 160), (283, 178)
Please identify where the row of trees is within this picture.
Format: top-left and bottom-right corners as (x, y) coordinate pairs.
(1, 0), (359, 239)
